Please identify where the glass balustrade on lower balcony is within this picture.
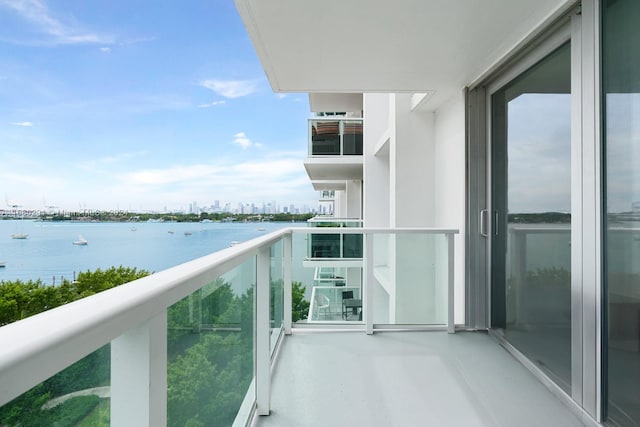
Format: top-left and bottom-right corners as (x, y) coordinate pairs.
(308, 119), (363, 156)
(305, 217), (363, 262)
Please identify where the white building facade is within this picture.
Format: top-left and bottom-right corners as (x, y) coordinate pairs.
(237, 0), (638, 425)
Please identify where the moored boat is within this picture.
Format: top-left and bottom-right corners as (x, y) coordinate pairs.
(73, 235), (88, 245)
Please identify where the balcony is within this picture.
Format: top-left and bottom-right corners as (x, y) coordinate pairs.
(304, 119), (363, 183)
(0, 226), (584, 426)
(305, 218), (364, 270)
(308, 119), (363, 156)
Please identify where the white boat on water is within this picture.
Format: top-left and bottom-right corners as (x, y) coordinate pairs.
(11, 233), (29, 239)
(230, 240), (240, 247)
(0, 261), (6, 268)
(73, 235), (88, 245)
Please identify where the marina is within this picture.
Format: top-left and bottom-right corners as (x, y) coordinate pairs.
(0, 220), (294, 284)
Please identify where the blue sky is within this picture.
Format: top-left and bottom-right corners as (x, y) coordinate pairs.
(0, 0), (315, 212)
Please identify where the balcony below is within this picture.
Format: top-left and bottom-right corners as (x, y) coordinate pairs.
(304, 118), (363, 182)
(256, 331), (586, 427)
(303, 156), (363, 181)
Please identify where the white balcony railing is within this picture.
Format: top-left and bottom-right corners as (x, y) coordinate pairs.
(0, 227), (457, 426)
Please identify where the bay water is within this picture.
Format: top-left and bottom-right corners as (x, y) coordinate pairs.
(0, 220), (293, 284)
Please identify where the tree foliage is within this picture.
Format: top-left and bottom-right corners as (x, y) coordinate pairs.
(292, 281), (310, 322)
(0, 268), (311, 427)
(0, 266), (150, 327)
(0, 267), (149, 427)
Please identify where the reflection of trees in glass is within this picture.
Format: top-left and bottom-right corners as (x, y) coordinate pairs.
(526, 267), (570, 287)
(508, 212), (571, 224)
(168, 282), (254, 427)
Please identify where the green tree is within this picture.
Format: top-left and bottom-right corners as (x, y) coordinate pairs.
(292, 281), (310, 322)
(0, 266), (150, 427)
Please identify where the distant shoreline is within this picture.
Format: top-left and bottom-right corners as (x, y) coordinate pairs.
(1, 212), (315, 224)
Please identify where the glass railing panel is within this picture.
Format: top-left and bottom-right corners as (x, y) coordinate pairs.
(0, 345), (111, 427)
(343, 233), (363, 258)
(310, 120), (341, 155)
(291, 233), (313, 324)
(167, 258), (255, 427)
(307, 285), (362, 322)
(307, 232), (363, 259)
(294, 229), (364, 324)
(314, 266), (347, 286)
(308, 233), (341, 258)
(503, 225), (571, 391)
(372, 233), (448, 325)
(342, 120), (363, 155)
(307, 217), (363, 228)
(270, 240), (284, 352)
(308, 119), (363, 156)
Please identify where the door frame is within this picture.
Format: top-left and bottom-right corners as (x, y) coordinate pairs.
(465, 1), (603, 422)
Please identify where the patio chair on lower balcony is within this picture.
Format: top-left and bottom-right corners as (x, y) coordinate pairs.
(341, 291), (361, 320)
(314, 293), (331, 320)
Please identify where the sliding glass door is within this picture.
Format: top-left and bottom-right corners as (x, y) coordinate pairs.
(603, 0), (640, 425)
(491, 41), (573, 392)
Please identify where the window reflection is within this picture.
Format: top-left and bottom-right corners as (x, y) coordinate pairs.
(603, 0), (640, 424)
(492, 42), (572, 392)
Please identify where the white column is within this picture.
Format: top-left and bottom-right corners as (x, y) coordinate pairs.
(256, 247), (271, 415)
(365, 232), (374, 335)
(284, 233), (293, 335)
(447, 233), (455, 334)
(111, 311), (167, 427)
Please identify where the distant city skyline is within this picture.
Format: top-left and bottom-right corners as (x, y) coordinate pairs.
(0, 1), (318, 212)
(1, 196), (331, 216)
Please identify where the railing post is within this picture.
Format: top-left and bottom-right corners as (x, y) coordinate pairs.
(111, 311), (167, 427)
(339, 119), (344, 155)
(284, 233), (293, 335)
(256, 247), (271, 415)
(447, 233), (456, 334)
(365, 232), (374, 335)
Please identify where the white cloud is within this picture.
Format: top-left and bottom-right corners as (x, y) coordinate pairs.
(233, 132), (253, 150)
(109, 153), (312, 209)
(99, 47), (111, 53)
(198, 100), (226, 108)
(200, 79), (259, 99)
(0, 0), (114, 45)
(11, 121), (33, 127)
(276, 94), (287, 99)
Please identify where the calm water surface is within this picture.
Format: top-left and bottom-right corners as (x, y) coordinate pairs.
(0, 220), (291, 283)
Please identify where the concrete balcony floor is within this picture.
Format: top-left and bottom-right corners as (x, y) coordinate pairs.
(256, 331), (586, 427)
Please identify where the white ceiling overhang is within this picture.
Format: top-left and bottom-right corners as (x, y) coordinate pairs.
(308, 93), (363, 113)
(303, 157), (363, 181)
(311, 181), (347, 191)
(235, 0), (575, 111)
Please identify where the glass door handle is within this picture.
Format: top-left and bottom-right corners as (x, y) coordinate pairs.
(480, 209), (488, 237)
